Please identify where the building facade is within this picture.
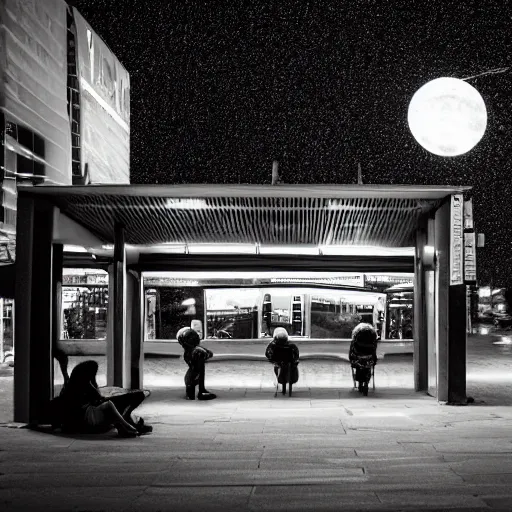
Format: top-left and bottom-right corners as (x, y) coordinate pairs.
(0, 0), (130, 359)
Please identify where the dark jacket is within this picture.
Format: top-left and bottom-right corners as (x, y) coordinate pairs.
(179, 337), (213, 387)
(265, 339), (300, 384)
(349, 330), (378, 367)
(265, 340), (300, 366)
(57, 360), (106, 431)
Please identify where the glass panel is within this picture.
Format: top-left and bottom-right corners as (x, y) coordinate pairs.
(62, 285), (108, 339)
(205, 288), (259, 340)
(386, 292), (414, 339)
(260, 289), (304, 337)
(61, 269), (109, 340)
(0, 298), (14, 363)
(145, 286), (204, 340)
(310, 291), (366, 339)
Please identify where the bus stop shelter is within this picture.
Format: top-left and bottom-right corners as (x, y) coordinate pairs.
(13, 183), (472, 423)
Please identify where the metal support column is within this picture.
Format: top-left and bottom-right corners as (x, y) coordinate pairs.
(14, 196), (55, 423)
(413, 218), (428, 392)
(434, 199), (450, 402)
(51, 244), (64, 392)
(125, 270), (144, 389)
(448, 283), (467, 403)
(434, 196), (468, 403)
(112, 223), (126, 387)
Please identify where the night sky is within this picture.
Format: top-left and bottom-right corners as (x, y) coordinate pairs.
(68, 0), (512, 287)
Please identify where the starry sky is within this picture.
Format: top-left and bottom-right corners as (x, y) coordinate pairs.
(67, 0), (512, 287)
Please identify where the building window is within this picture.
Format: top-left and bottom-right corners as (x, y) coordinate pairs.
(1, 118), (47, 234)
(10, 124), (45, 159)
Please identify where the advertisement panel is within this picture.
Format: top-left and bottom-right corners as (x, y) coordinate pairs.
(73, 8), (130, 184)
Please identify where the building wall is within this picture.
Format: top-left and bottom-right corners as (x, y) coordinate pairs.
(0, 0), (131, 264)
(73, 8), (130, 184)
(0, 0), (71, 245)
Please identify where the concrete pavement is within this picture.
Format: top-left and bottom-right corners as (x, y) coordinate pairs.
(1, 332), (512, 511)
(2, 386), (512, 511)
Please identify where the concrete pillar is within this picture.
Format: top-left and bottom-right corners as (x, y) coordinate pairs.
(413, 218), (428, 392)
(112, 223), (126, 387)
(106, 264), (114, 386)
(434, 199), (450, 402)
(125, 270), (144, 389)
(426, 217), (437, 396)
(51, 243), (63, 394)
(434, 195), (468, 404)
(106, 224), (143, 389)
(448, 283), (467, 403)
(14, 196), (55, 423)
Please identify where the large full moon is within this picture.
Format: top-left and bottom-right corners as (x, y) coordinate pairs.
(407, 77), (487, 156)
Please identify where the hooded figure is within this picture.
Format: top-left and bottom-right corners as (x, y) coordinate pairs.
(265, 327), (300, 394)
(56, 360), (151, 436)
(349, 323), (378, 394)
(177, 327), (216, 400)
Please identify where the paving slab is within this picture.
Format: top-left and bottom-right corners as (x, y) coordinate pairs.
(249, 486), (382, 510)
(126, 486), (253, 512)
(375, 489), (488, 509)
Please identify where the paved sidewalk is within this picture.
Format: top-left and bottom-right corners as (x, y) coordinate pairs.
(1, 332), (512, 511)
(2, 387), (512, 511)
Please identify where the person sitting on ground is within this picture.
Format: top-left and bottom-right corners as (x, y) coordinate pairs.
(177, 327), (216, 401)
(265, 327), (300, 394)
(349, 323), (378, 392)
(55, 360), (152, 437)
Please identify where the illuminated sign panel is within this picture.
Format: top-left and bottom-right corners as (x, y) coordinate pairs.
(450, 194), (464, 285)
(365, 276), (413, 285)
(271, 275), (364, 287)
(463, 198), (477, 284)
(464, 198), (474, 230)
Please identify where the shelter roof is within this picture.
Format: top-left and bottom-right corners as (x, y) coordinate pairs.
(18, 183), (470, 248)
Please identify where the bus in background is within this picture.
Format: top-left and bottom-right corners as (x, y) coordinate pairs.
(142, 282), (388, 355)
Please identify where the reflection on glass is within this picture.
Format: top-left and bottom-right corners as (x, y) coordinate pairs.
(61, 269), (109, 341)
(141, 283), (389, 341)
(0, 298), (14, 363)
(145, 287), (204, 340)
(259, 290), (304, 337)
(387, 294), (414, 339)
(62, 286), (108, 340)
(310, 292), (362, 339)
(206, 288), (259, 339)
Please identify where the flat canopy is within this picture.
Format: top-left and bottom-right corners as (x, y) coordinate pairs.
(18, 183), (470, 248)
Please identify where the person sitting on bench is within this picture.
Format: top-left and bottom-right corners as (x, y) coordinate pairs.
(349, 323), (378, 394)
(265, 327), (300, 395)
(54, 360), (152, 437)
(177, 327), (216, 401)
